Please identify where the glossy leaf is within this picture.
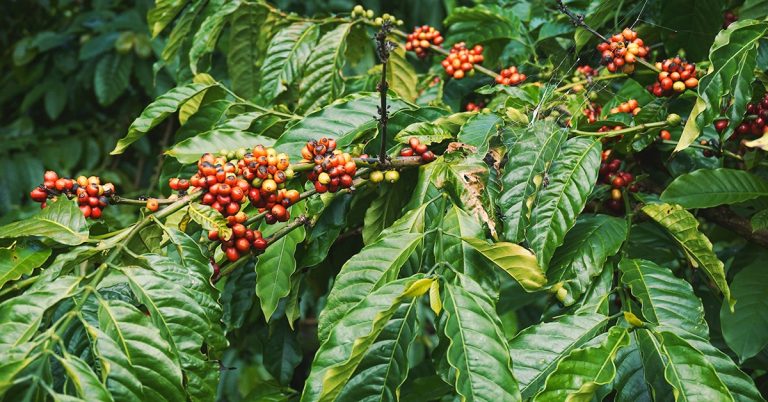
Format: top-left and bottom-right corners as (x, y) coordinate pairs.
(0, 240), (51, 289)
(362, 182), (409, 245)
(94, 299), (186, 401)
(499, 122), (567, 243)
(275, 93), (412, 161)
(227, 3), (271, 100)
(683, 20), (768, 145)
(457, 113), (502, 155)
(221, 263), (256, 332)
(436, 205), (497, 294)
(438, 276), (521, 401)
(94, 53), (132, 106)
(55, 353), (112, 401)
(534, 326), (630, 402)
(527, 137), (602, 270)
(0, 198), (88, 246)
(335, 300), (419, 402)
(508, 313), (610, 398)
(720, 260), (768, 362)
(462, 237), (546, 291)
(166, 129), (275, 163)
(256, 224), (306, 321)
(189, 0), (241, 74)
(187, 203), (232, 240)
(260, 22), (320, 103)
(121, 266), (219, 402)
(611, 334), (654, 402)
(619, 258), (709, 338)
(0, 276), (79, 348)
(317, 232), (423, 342)
(112, 83), (216, 155)
(661, 168), (768, 208)
(301, 276), (432, 402)
(386, 47), (418, 102)
(658, 331), (734, 402)
(297, 23), (354, 113)
(148, 0), (187, 37)
(642, 203), (734, 309)
(684, 335), (765, 402)
(444, 6), (519, 46)
(548, 215), (626, 305)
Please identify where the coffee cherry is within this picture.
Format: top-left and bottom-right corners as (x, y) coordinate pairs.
(384, 170), (400, 183)
(611, 188), (622, 201)
(659, 130), (672, 141)
(146, 198), (159, 212)
(30, 187), (48, 202)
(225, 247), (240, 262)
(370, 171), (384, 183)
(235, 238), (251, 252)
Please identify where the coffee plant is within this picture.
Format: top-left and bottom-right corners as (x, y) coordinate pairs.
(2, 0), (768, 400)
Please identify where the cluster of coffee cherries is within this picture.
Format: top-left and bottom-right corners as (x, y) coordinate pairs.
(29, 171), (115, 219)
(465, 100), (486, 112)
(734, 94), (768, 137)
(404, 25), (444, 58)
(648, 57), (698, 97)
(302, 138), (357, 193)
(598, 150), (637, 213)
(582, 102), (602, 123)
(495, 66), (526, 86)
(596, 28), (649, 74)
(441, 43), (484, 80)
(399, 137), (436, 162)
(609, 99), (641, 116)
(208, 221), (268, 262)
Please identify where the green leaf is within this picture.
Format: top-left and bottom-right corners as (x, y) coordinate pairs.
(95, 53), (133, 106)
(436, 205), (497, 294)
(259, 22), (319, 103)
(300, 195), (351, 268)
(499, 122), (567, 243)
(362, 182), (408, 245)
(658, 331), (734, 402)
(661, 168), (768, 208)
(297, 23), (355, 113)
(0, 198), (88, 246)
(634, 329), (676, 400)
(508, 313), (610, 398)
(317, 232), (423, 343)
(611, 334), (654, 402)
(533, 326), (630, 402)
(301, 276), (432, 402)
(741, 0), (768, 19)
(178, 73), (219, 125)
(689, 20), (768, 141)
(335, 300), (418, 402)
(619, 258), (709, 339)
(548, 215), (627, 305)
(720, 260), (768, 362)
(660, 0), (722, 61)
(275, 93), (412, 161)
(456, 113), (502, 155)
(393, 112), (472, 146)
(165, 129), (275, 163)
(0, 276), (80, 348)
(444, 6), (519, 46)
(0, 240), (51, 289)
(462, 237), (546, 291)
(121, 266), (219, 402)
(256, 224), (305, 321)
(642, 203), (734, 309)
(148, 0), (187, 37)
(112, 83), (216, 155)
(227, 3), (271, 100)
(438, 276), (521, 401)
(527, 138), (602, 270)
(263, 319), (302, 386)
(684, 335), (766, 402)
(55, 353), (112, 401)
(189, 0), (241, 74)
(751, 209), (768, 232)
(187, 203), (232, 240)
(221, 263), (255, 332)
(161, 0), (204, 62)
(44, 81), (67, 120)
(94, 299), (185, 401)
(386, 46), (418, 102)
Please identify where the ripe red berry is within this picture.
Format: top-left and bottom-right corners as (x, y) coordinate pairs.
(208, 230), (219, 241)
(232, 224), (246, 238)
(659, 130), (672, 140)
(612, 176), (626, 188)
(146, 198), (159, 212)
(253, 238), (267, 250)
(90, 207), (102, 219)
(30, 187), (48, 202)
(225, 247), (240, 262)
(235, 238), (251, 252)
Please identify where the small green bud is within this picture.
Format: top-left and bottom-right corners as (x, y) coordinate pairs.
(365, 10), (374, 19)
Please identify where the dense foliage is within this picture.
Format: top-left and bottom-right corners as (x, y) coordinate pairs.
(2, 0), (768, 400)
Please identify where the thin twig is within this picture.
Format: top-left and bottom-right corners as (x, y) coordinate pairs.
(556, 0), (609, 42)
(375, 21), (395, 163)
